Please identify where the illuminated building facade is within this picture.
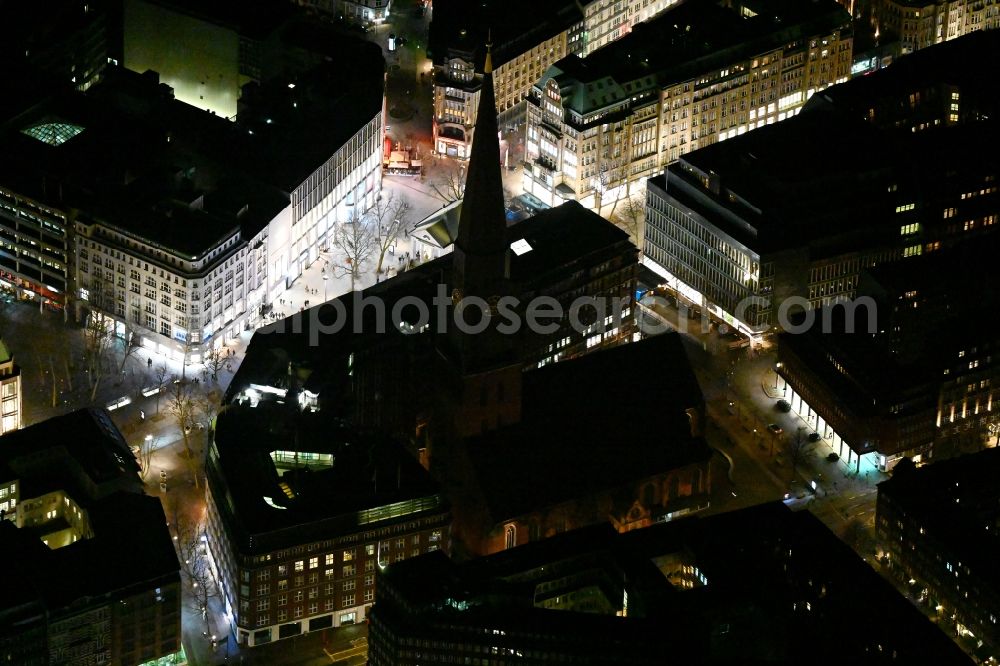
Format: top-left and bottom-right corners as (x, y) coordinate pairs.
(340, 0), (392, 24)
(1, 45), (383, 361)
(522, 0), (852, 211)
(370, 502), (970, 665)
(871, 0), (1000, 55)
(0, 340), (21, 436)
(0, 409), (182, 666)
(0, 185), (71, 312)
(123, 0), (294, 119)
(430, 0), (678, 159)
(642, 31), (1000, 339)
(204, 403), (451, 648)
(877, 448), (1000, 655)
(777, 236), (1000, 473)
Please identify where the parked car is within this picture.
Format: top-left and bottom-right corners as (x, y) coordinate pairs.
(767, 423), (784, 435)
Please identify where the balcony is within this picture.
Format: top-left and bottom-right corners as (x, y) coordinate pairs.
(534, 155), (558, 172)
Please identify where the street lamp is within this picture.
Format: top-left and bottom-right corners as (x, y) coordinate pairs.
(774, 362), (782, 389)
(323, 274), (330, 302)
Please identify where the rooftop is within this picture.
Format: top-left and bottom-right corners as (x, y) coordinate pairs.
(0, 51), (383, 258)
(377, 501), (971, 664)
(428, 0), (582, 71)
(879, 448), (1000, 594)
(208, 403), (447, 553)
(807, 30), (1000, 124)
(544, 0), (850, 116)
(465, 332), (709, 522)
(0, 491), (178, 616)
(0, 408), (141, 500)
(227, 199), (633, 398)
(654, 104), (1000, 256)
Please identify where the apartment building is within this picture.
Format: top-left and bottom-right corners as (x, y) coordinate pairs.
(523, 0), (852, 211)
(872, 0), (1000, 54)
(0, 339), (21, 436)
(775, 234), (1000, 473)
(429, 0), (678, 159)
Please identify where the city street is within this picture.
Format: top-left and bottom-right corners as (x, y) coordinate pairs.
(639, 294), (884, 558)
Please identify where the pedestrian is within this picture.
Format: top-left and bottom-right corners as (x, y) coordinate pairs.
(147, 357), (153, 369)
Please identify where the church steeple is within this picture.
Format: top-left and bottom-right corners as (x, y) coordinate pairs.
(453, 36), (508, 300)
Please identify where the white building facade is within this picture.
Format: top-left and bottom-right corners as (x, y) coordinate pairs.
(269, 112), (383, 300)
(523, 1), (852, 211)
(75, 217), (269, 363)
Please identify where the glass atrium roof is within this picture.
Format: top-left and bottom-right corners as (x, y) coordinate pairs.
(20, 120), (85, 147)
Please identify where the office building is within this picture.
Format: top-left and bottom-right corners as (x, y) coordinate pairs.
(0, 44), (384, 361)
(776, 236), (1000, 472)
(0, 339), (22, 436)
(2, 0), (120, 92)
(807, 29), (1000, 130)
(0, 409), (182, 666)
(429, 0), (679, 159)
(641, 32), (1000, 339)
(370, 502), (971, 665)
(204, 403), (451, 648)
(522, 0), (852, 210)
(877, 448), (1000, 659)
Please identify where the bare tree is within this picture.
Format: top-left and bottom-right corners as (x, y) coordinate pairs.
(117, 320), (143, 374)
(787, 426), (813, 479)
(333, 207), (377, 292)
(427, 156), (466, 204)
(197, 388), (224, 431)
(167, 378), (201, 488)
(596, 157), (631, 218)
(153, 362), (169, 414)
(82, 310), (116, 402)
(203, 347), (226, 382)
(173, 509), (216, 622)
(368, 192), (413, 274)
(612, 194), (645, 247)
(135, 434), (159, 483)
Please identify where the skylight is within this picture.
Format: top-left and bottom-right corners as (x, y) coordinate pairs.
(511, 238), (533, 256)
(21, 120), (85, 147)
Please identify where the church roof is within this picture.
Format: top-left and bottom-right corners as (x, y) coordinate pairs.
(454, 51), (506, 264)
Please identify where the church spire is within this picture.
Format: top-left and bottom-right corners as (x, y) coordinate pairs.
(453, 33), (508, 299)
